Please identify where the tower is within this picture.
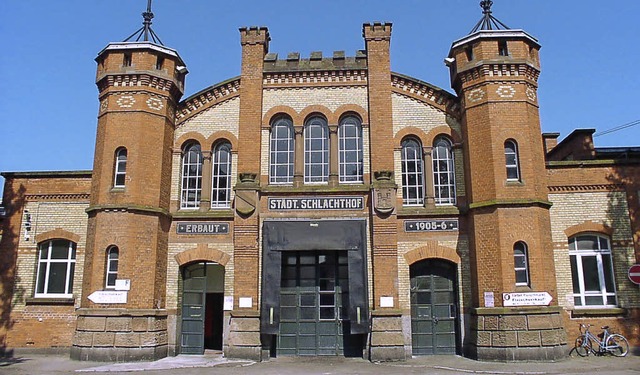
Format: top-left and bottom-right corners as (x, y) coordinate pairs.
(448, 1), (566, 360)
(71, 2), (187, 361)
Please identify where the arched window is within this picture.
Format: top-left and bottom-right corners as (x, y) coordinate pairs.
(504, 140), (520, 181)
(211, 141), (232, 208)
(113, 148), (127, 187)
(269, 117), (295, 184)
(338, 115), (363, 183)
(304, 116), (329, 183)
(181, 142), (203, 208)
(569, 234), (617, 307)
(35, 239), (76, 298)
(514, 242), (530, 286)
(105, 246), (119, 289)
(432, 137), (456, 205)
(401, 137), (424, 206)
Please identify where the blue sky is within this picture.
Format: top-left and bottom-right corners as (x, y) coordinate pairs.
(1, 0), (639, 192)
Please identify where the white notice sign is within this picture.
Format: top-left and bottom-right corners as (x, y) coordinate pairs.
(88, 291), (128, 304)
(484, 292), (495, 307)
(223, 296), (233, 311)
(503, 292), (552, 307)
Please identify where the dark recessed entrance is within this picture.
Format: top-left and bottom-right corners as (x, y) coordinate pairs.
(278, 251), (363, 356)
(180, 262), (224, 354)
(261, 220), (369, 357)
(410, 259), (458, 355)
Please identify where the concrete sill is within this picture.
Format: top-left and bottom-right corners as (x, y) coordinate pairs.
(570, 308), (626, 318)
(25, 297), (75, 305)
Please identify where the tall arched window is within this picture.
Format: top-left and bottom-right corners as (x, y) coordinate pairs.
(105, 246), (119, 289)
(401, 137), (424, 206)
(211, 141), (232, 208)
(338, 115), (363, 183)
(504, 140), (520, 181)
(432, 137), (456, 205)
(35, 239), (76, 298)
(514, 241), (530, 286)
(569, 234), (617, 307)
(269, 117), (295, 184)
(181, 142), (203, 208)
(113, 148), (127, 187)
(304, 116), (329, 183)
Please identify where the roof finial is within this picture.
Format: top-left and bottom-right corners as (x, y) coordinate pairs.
(123, 0), (164, 45)
(480, 0), (493, 15)
(469, 0), (510, 34)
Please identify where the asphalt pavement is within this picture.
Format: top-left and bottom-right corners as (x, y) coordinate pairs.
(1, 351), (639, 375)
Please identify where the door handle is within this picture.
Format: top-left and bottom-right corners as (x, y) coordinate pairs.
(433, 316), (439, 324)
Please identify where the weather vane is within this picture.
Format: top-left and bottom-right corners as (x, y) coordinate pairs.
(469, 0), (509, 33)
(480, 0), (493, 15)
(123, 0), (164, 45)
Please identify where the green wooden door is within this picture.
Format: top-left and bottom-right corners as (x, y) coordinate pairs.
(180, 263), (207, 354)
(410, 259), (457, 355)
(278, 251), (350, 356)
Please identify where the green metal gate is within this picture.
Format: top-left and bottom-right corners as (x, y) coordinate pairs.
(278, 251), (351, 356)
(410, 259), (457, 355)
(180, 263), (207, 354)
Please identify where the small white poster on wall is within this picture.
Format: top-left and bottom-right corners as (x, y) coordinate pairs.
(223, 296), (233, 311)
(484, 291), (495, 308)
(238, 297), (252, 308)
(380, 296), (394, 308)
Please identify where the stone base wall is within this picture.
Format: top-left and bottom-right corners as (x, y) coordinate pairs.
(225, 312), (261, 361)
(369, 312), (406, 361)
(71, 308), (168, 362)
(466, 307), (568, 361)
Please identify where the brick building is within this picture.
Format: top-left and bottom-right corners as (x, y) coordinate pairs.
(1, 2), (638, 362)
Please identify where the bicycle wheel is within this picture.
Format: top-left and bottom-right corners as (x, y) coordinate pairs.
(574, 335), (592, 357)
(606, 334), (629, 357)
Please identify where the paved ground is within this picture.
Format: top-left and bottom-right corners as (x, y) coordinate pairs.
(1, 352), (639, 375)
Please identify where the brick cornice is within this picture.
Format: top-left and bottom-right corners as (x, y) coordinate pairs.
(391, 73), (459, 115)
(453, 61), (540, 89)
(547, 184), (624, 193)
(176, 78), (241, 123)
(263, 70), (367, 87)
(25, 193), (90, 201)
(97, 72), (183, 99)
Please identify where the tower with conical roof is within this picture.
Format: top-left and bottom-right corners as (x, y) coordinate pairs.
(71, 1), (187, 361)
(448, 1), (567, 360)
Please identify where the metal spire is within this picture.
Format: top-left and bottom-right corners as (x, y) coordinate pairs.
(123, 0), (164, 45)
(469, 0), (510, 34)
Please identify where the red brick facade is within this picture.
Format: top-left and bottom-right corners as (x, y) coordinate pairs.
(1, 10), (638, 362)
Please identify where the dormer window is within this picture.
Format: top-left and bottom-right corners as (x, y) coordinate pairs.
(498, 40), (509, 56)
(123, 52), (132, 67)
(465, 46), (474, 62)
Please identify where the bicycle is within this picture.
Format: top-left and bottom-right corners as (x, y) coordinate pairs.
(574, 324), (629, 357)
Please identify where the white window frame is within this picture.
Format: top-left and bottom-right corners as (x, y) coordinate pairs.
(105, 246), (119, 289)
(269, 117), (295, 184)
(338, 116), (363, 183)
(304, 116), (329, 184)
(514, 241), (530, 286)
(113, 148), (127, 187)
(35, 239), (76, 298)
(180, 143), (203, 209)
(211, 142), (232, 208)
(569, 234), (618, 308)
(505, 140), (520, 181)
(432, 137), (456, 205)
(401, 137), (425, 206)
